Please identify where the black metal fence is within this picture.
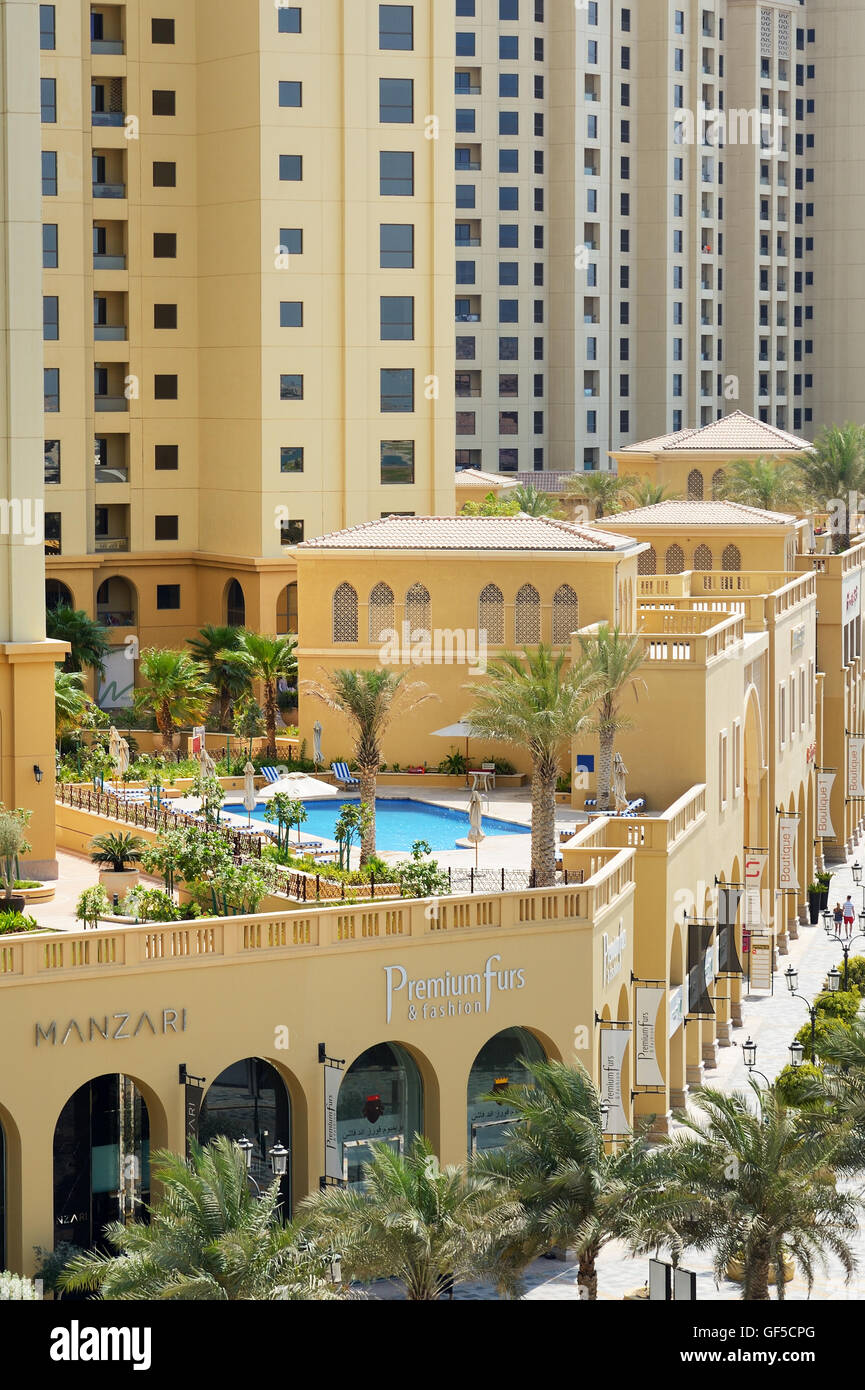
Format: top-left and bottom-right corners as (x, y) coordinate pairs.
(56, 783), (263, 860)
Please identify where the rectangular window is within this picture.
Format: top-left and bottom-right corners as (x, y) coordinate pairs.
(499, 262), (518, 286)
(42, 150), (58, 195)
(43, 296), (59, 340)
(153, 161), (176, 187)
(380, 151), (414, 196)
(44, 512), (61, 555)
(43, 223), (58, 268)
(277, 7), (301, 33)
(280, 374), (304, 400)
(279, 228), (303, 255)
(499, 448), (518, 472)
(381, 368), (414, 412)
(456, 337), (476, 360)
(154, 374), (178, 400)
(44, 367), (60, 412)
(279, 155), (302, 181)
(152, 17), (176, 43)
(500, 0), (519, 17)
(499, 300), (518, 323)
(499, 337), (518, 360)
(456, 261), (476, 284)
(499, 373), (518, 396)
(280, 519), (304, 546)
(380, 224), (414, 267)
(500, 74), (519, 97)
(155, 444), (179, 470)
(379, 4), (413, 49)
(40, 4), (55, 49)
(380, 296), (414, 340)
(719, 730), (728, 808)
(44, 439), (60, 485)
(153, 232), (177, 257)
(379, 78), (414, 123)
(779, 685), (786, 747)
(456, 185), (476, 209)
(279, 301), (304, 327)
(156, 584), (181, 609)
(499, 189), (519, 214)
(153, 303), (177, 329)
(456, 109), (476, 133)
(499, 226), (518, 248)
(499, 410), (518, 435)
(500, 36), (518, 59)
(499, 149), (519, 174)
(456, 411), (476, 436)
(278, 81), (302, 107)
(152, 90), (176, 116)
(154, 515), (178, 541)
(456, 32), (476, 56)
(381, 440), (415, 484)
(41, 77), (56, 123)
(280, 446), (304, 473)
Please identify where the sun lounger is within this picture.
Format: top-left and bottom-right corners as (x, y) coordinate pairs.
(331, 761), (359, 786)
(260, 766), (281, 784)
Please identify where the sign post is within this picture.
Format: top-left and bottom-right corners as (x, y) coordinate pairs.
(319, 1043), (346, 1189)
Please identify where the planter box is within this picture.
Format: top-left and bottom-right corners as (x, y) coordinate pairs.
(17, 884), (55, 904)
(98, 869), (139, 902)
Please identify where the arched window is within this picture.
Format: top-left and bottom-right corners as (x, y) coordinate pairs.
(665, 543), (685, 575)
(712, 468), (725, 500)
(276, 583), (298, 635)
(45, 579), (74, 612)
(338, 1042), (423, 1187)
(369, 583), (395, 643)
(405, 582), (431, 635)
(638, 545), (657, 576)
(467, 1027), (547, 1156)
(693, 544), (713, 571)
(226, 579), (245, 628)
(96, 575), (137, 626)
(199, 1057), (291, 1210)
(332, 582), (358, 642)
(552, 584), (579, 643)
(722, 544), (742, 572)
(54, 1076), (150, 1253)
(687, 469), (704, 500)
(514, 583), (541, 643)
(478, 583), (504, 645)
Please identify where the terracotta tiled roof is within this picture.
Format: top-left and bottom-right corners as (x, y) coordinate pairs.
(509, 472), (578, 494)
(298, 515), (636, 552)
(454, 468), (514, 489)
(619, 410), (812, 454)
(597, 500), (797, 527)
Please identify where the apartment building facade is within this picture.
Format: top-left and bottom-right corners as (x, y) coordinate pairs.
(38, 0), (456, 664)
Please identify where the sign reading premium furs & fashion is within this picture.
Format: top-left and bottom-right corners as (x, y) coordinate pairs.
(323, 1064), (343, 1182)
(668, 984), (684, 1037)
(384, 955), (525, 1023)
(599, 1027), (631, 1134)
(849, 736), (865, 797)
(816, 772), (836, 837)
(843, 570), (861, 623)
(34, 1008), (188, 1046)
(635, 986), (665, 1087)
(778, 817), (798, 890)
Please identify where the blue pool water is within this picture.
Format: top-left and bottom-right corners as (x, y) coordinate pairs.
(222, 798), (530, 853)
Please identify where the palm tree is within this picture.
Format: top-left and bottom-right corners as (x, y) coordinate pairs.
(795, 423), (865, 547)
(54, 669), (89, 740)
(90, 832), (146, 871)
(563, 471), (634, 519)
(473, 1060), (654, 1300)
(58, 1137), (341, 1301)
(660, 1085), (861, 1301)
(715, 456), (804, 511)
(187, 625), (249, 730)
(133, 649), (214, 752)
(46, 606), (110, 675)
(622, 479), (679, 509)
(511, 482), (559, 517)
(466, 646), (599, 885)
(577, 624), (647, 813)
(298, 1136), (519, 1301)
(302, 669), (436, 862)
(225, 632), (298, 760)
(460, 490), (519, 517)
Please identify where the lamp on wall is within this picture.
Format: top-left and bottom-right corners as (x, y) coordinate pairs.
(33, 765), (43, 784)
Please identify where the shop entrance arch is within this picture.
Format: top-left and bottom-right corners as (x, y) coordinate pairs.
(52, 1075), (151, 1254)
(337, 1043), (423, 1186)
(466, 1026), (546, 1156)
(198, 1057), (291, 1212)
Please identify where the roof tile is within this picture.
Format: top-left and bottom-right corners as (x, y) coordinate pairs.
(298, 515), (635, 552)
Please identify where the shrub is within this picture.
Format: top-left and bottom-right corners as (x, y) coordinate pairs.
(794, 1015), (849, 1059)
(493, 759), (517, 775)
(75, 884), (111, 929)
(836, 955), (865, 995)
(392, 840), (451, 900)
(773, 1061), (826, 1106)
(122, 886), (181, 923)
(0, 910), (40, 935)
(814, 988), (861, 1024)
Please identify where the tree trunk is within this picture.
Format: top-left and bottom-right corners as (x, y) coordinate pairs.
(579, 1244), (599, 1300)
(531, 767), (558, 887)
(597, 727), (614, 812)
(742, 1248), (771, 1301)
(158, 703), (174, 753)
(359, 768), (377, 863)
(219, 688), (231, 731)
(263, 679), (278, 760)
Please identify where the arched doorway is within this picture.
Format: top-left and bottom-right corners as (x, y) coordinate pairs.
(226, 579), (246, 628)
(96, 575), (137, 627)
(466, 1026), (546, 1156)
(46, 579), (73, 612)
(198, 1057), (291, 1211)
(337, 1042), (423, 1185)
(53, 1075), (150, 1253)
(277, 583), (298, 636)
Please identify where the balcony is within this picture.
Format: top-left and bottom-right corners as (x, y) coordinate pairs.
(92, 108), (125, 127)
(93, 253), (126, 269)
(455, 146), (481, 172)
(94, 536), (129, 552)
(94, 395), (128, 411)
(95, 463), (129, 483)
(91, 38), (123, 54)
(94, 324), (127, 341)
(93, 182), (125, 198)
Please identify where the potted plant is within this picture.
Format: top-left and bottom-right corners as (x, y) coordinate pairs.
(90, 832), (146, 900)
(76, 883), (111, 931)
(807, 880), (823, 925)
(816, 868), (831, 910)
(0, 806), (32, 913)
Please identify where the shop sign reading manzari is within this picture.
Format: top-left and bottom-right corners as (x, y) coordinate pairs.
(35, 1008), (189, 1046)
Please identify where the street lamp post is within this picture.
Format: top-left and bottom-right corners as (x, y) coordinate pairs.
(822, 911), (865, 992)
(237, 1135), (289, 1200)
(741, 1036), (771, 1088)
(784, 964), (840, 1062)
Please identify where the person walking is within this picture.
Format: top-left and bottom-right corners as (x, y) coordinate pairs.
(842, 895), (856, 939)
(834, 901), (845, 936)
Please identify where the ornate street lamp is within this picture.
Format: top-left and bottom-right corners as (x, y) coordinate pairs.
(789, 1039), (805, 1068)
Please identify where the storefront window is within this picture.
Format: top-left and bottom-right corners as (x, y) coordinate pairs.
(53, 1075), (150, 1253)
(466, 1027), (546, 1156)
(337, 1043), (423, 1186)
(198, 1058), (291, 1210)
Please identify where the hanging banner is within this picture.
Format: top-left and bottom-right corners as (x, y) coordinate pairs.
(599, 1028), (631, 1135)
(184, 1084), (202, 1160)
(778, 817), (798, 891)
(849, 737), (865, 798)
(687, 921), (715, 1016)
(816, 772), (836, 837)
(843, 570), (861, 623)
(635, 986), (665, 1087)
(717, 887), (744, 974)
(744, 850), (768, 927)
(749, 935), (773, 993)
(323, 1064), (343, 1182)
(668, 984), (684, 1037)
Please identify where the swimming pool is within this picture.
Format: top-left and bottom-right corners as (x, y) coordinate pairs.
(222, 798), (531, 853)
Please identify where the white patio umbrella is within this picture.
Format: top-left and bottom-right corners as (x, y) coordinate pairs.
(242, 760), (257, 825)
(467, 787), (485, 868)
(430, 719), (476, 786)
(313, 720), (323, 766)
(257, 772), (337, 801)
